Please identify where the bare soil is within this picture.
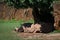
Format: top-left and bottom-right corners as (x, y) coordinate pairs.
(17, 33), (60, 40)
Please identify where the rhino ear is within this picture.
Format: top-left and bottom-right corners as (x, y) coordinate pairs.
(22, 26), (26, 30)
(31, 24), (34, 28)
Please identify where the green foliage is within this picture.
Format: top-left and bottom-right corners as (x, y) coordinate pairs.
(5, 0), (55, 9)
(0, 0), (4, 2)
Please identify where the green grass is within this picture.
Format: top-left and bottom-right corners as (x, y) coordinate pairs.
(0, 19), (60, 40)
(0, 19), (34, 40)
(50, 30), (60, 34)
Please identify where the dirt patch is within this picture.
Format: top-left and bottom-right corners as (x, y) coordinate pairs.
(17, 33), (60, 40)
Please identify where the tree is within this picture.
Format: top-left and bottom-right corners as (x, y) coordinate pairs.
(5, 0), (55, 33)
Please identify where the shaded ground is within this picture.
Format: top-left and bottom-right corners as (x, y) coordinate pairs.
(17, 32), (60, 40)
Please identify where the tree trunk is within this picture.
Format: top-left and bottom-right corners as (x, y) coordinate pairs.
(32, 7), (55, 33)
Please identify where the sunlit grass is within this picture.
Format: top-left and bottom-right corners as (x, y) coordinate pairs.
(0, 19), (60, 40)
(0, 19), (34, 40)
